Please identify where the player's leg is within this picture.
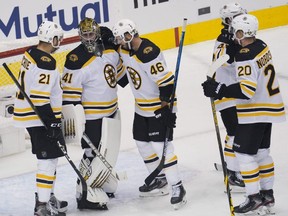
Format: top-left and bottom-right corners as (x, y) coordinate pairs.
(255, 123), (275, 214)
(220, 107), (244, 188)
(149, 115), (186, 209)
(133, 113), (169, 197)
(28, 127), (67, 215)
(233, 123), (268, 214)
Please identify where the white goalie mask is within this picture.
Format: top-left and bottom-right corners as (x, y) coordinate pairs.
(112, 19), (138, 45)
(220, 2), (247, 33)
(38, 21), (64, 48)
(232, 14), (258, 42)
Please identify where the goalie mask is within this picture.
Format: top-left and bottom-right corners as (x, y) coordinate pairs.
(38, 21), (63, 49)
(220, 3), (247, 33)
(78, 18), (104, 56)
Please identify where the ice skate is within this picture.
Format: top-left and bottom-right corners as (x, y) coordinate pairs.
(170, 181), (187, 210)
(234, 193), (265, 215)
(139, 175), (169, 197)
(34, 193), (68, 214)
(261, 189), (275, 215)
(49, 193), (68, 213)
(34, 197), (66, 216)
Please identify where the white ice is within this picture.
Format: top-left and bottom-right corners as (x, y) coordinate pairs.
(1, 26), (288, 216)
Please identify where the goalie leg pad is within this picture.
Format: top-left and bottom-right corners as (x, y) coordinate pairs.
(102, 170), (118, 194)
(98, 109), (121, 167)
(79, 156), (112, 188)
(61, 104), (86, 145)
(76, 181), (109, 209)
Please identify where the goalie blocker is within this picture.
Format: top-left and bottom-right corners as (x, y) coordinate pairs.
(61, 104), (121, 209)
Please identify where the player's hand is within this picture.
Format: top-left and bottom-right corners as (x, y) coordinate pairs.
(154, 105), (176, 128)
(201, 79), (226, 100)
(47, 118), (62, 141)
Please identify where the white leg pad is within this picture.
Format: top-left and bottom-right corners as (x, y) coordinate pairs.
(98, 109), (121, 167)
(61, 104), (86, 145)
(76, 182), (109, 204)
(102, 170), (118, 193)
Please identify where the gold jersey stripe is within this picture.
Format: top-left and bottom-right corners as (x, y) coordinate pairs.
(241, 168), (259, 175)
(36, 174), (56, 181)
(237, 103), (284, 109)
(238, 111), (285, 117)
(36, 183), (53, 189)
(82, 98), (117, 106)
(13, 116), (39, 121)
(30, 90), (51, 96)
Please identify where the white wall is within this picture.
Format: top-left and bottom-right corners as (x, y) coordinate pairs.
(0, 0), (287, 41)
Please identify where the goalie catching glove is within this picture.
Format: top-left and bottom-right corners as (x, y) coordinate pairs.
(201, 79), (227, 100)
(154, 105), (176, 128)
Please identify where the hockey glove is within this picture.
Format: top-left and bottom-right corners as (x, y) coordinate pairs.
(154, 105), (176, 128)
(46, 118), (62, 141)
(201, 79), (227, 100)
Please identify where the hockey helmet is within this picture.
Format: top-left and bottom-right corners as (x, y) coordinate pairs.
(220, 3), (247, 26)
(37, 20), (63, 48)
(232, 14), (258, 40)
(112, 19), (138, 44)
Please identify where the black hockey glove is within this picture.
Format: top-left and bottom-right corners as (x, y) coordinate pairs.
(154, 105), (176, 128)
(46, 118), (62, 141)
(201, 79), (227, 100)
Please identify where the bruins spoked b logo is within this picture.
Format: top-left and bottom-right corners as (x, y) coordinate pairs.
(127, 66), (141, 90)
(104, 64), (117, 88)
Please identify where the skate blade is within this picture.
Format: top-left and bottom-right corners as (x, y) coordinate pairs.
(235, 206), (268, 216)
(263, 206), (275, 215)
(172, 198), (187, 210)
(139, 187), (169, 197)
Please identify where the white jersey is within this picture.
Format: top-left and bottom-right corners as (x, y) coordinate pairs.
(118, 38), (176, 117)
(13, 47), (62, 128)
(62, 44), (125, 120)
(235, 39), (286, 124)
(213, 29), (240, 111)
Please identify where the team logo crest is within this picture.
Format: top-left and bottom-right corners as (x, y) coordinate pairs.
(104, 64), (117, 88)
(240, 48), (250, 53)
(127, 66), (141, 90)
(69, 54), (78, 62)
(143, 46), (153, 54)
(40, 56), (51, 62)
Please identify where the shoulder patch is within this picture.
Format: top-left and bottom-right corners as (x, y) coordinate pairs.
(135, 38), (160, 63)
(69, 54), (79, 62)
(40, 56), (52, 62)
(65, 44), (94, 69)
(28, 47), (56, 70)
(240, 48), (250, 54)
(143, 46), (153, 54)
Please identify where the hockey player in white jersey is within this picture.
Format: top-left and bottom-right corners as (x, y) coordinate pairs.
(202, 14), (286, 215)
(213, 2), (246, 189)
(112, 19), (186, 209)
(13, 21), (67, 216)
(62, 18), (126, 210)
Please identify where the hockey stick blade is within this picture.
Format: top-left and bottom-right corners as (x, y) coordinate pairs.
(214, 162), (223, 171)
(207, 54), (230, 78)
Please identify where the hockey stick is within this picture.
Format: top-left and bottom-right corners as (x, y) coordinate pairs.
(206, 54), (235, 216)
(82, 133), (127, 181)
(2, 63), (88, 204)
(144, 18), (187, 186)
